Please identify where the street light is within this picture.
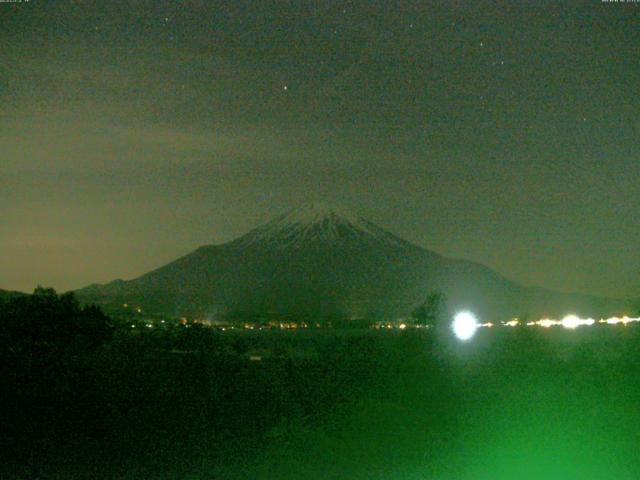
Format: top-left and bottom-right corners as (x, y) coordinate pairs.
(452, 311), (478, 341)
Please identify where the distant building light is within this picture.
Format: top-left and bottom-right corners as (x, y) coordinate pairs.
(537, 319), (559, 328)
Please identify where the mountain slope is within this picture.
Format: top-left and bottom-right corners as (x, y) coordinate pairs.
(0, 289), (27, 302)
(77, 203), (631, 321)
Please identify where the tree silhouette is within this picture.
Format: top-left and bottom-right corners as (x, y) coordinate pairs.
(411, 291), (446, 327)
(0, 286), (113, 355)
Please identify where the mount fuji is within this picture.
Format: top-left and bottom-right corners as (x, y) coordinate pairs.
(77, 202), (630, 322)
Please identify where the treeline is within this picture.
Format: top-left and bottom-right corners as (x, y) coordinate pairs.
(0, 286), (113, 355)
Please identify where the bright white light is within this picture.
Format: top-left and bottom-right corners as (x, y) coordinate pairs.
(452, 311), (478, 341)
(561, 315), (581, 329)
(561, 315), (595, 329)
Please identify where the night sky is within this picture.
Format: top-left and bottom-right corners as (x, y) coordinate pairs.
(1, 0), (639, 298)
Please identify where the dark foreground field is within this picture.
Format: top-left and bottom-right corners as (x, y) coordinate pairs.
(3, 326), (640, 479)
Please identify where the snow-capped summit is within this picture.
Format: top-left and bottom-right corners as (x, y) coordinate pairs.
(233, 201), (404, 248)
(272, 201), (363, 227)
